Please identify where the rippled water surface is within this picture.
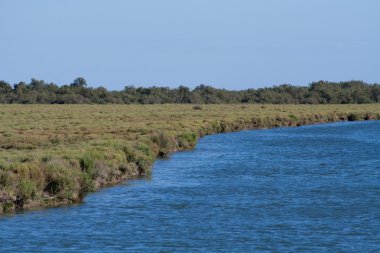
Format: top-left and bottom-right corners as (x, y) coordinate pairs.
(1, 121), (380, 252)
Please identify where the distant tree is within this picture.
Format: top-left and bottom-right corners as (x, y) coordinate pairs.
(0, 81), (12, 93)
(30, 78), (45, 90)
(371, 84), (380, 102)
(175, 85), (191, 103)
(71, 77), (87, 87)
(0, 81), (12, 103)
(0, 78), (378, 104)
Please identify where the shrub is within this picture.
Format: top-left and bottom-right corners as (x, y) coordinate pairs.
(122, 144), (154, 174)
(0, 171), (12, 189)
(347, 113), (361, 121)
(151, 131), (172, 157)
(80, 152), (101, 179)
(151, 131), (170, 149)
(118, 164), (128, 174)
(44, 161), (80, 200)
(364, 113), (376, 120)
(27, 164), (45, 191)
(0, 160), (7, 170)
(2, 202), (14, 213)
(18, 179), (36, 201)
(220, 121), (228, 132)
(123, 146), (138, 163)
(41, 155), (52, 163)
(80, 173), (95, 194)
(80, 154), (95, 172)
(177, 132), (197, 149)
(211, 121), (222, 132)
(136, 143), (154, 160)
(8, 162), (45, 192)
(136, 156), (152, 175)
(289, 114), (298, 121)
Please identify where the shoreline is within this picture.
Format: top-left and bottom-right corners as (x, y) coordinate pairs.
(1, 107), (379, 215)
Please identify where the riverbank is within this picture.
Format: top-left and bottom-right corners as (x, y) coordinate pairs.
(0, 104), (379, 214)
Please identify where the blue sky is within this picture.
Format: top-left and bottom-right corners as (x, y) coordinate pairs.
(1, 0), (379, 90)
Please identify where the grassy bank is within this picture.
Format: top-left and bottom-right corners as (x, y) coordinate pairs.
(0, 104), (379, 214)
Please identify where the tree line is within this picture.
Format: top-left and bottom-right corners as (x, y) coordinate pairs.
(0, 78), (379, 104)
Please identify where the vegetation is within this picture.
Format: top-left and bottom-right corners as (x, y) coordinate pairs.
(0, 104), (379, 214)
(0, 79), (380, 104)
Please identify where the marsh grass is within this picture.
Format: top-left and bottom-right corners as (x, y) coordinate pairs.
(0, 104), (379, 213)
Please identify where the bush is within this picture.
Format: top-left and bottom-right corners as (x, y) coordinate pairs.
(151, 131), (172, 157)
(44, 161), (80, 200)
(0, 171), (12, 189)
(151, 131), (170, 150)
(364, 113), (376, 120)
(288, 114), (298, 121)
(136, 143), (154, 160)
(122, 144), (154, 174)
(8, 163), (45, 192)
(80, 173), (95, 194)
(347, 113), (361, 121)
(41, 155), (52, 163)
(80, 151), (101, 179)
(136, 156), (152, 175)
(2, 202), (14, 213)
(123, 146), (138, 163)
(177, 132), (198, 149)
(18, 179), (36, 201)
